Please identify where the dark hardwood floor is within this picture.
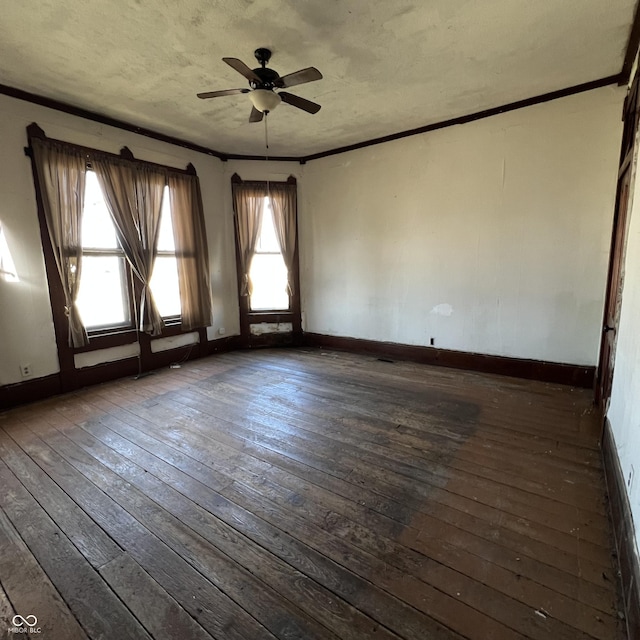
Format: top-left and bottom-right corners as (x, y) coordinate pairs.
(0, 348), (626, 639)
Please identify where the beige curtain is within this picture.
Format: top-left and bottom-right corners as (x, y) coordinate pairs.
(32, 138), (88, 347)
(268, 182), (297, 295)
(168, 173), (212, 330)
(135, 166), (166, 333)
(232, 181), (267, 296)
(92, 157), (166, 336)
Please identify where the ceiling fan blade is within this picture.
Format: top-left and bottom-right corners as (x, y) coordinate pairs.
(279, 91), (321, 114)
(223, 57), (261, 83)
(277, 67), (323, 89)
(249, 106), (264, 123)
(197, 88), (250, 99)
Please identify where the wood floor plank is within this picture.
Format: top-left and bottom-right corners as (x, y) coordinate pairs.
(119, 391), (613, 586)
(61, 422), (446, 640)
(98, 553), (216, 640)
(3, 422), (278, 640)
(90, 389), (618, 614)
(174, 382), (612, 551)
(0, 428), (122, 569)
(0, 508), (88, 640)
(182, 379), (606, 515)
(12, 421), (349, 640)
(75, 413), (619, 640)
(0, 348), (625, 640)
(0, 459), (144, 640)
(83, 411), (618, 625)
(64, 417), (518, 640)
(229, 350), (602, 450)
(0, 582), (17, 636)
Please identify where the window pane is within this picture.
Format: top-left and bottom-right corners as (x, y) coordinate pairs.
(150, 255), (181, 318)
(156, 186), (175, 251)
(249, 253), (289, 311)
(256, 199), (280, 252)
(77, 256), (130, 328)
(82, 171), (119, 249)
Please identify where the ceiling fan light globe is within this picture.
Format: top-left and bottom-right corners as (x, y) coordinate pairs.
(249, 89), (281, 113)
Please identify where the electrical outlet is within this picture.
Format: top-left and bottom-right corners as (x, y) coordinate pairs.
(430, 337), (435, 346)
(20, 363), (32, 378)
(218, 327), (226, 335)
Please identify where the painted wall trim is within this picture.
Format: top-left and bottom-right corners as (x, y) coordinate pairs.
(602, 418), (640, 639)
(303, 333), (596, 388)
(0, 75), (621, 165)
(0, 82), (230, 160)
(0, 374), (61, 411)
(0, 335), (243, 411)
(300, 75), (621, 162)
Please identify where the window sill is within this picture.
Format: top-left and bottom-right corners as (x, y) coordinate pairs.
(247, 310), (292, 322)
(75, 319), (191, 353)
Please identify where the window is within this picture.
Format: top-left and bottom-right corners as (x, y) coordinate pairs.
(29, 125), (213, 369)
(150, 186), (181, 319)
(76, 171), (132, 330)
(249, 197), (289, 311)
(76, 174), (181, 331)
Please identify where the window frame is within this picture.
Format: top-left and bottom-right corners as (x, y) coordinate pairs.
(75, 169), (137, 334)
(248, 197), (291, 313)
(26, 123), (207, 390)
(231, 173), (302, 347)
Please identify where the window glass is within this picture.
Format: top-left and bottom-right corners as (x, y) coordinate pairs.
(76, 255), (130, 328)
(249, 198), (289, 311)
(150, 255), (181, 317)
(156, 187), (176, 251)
(150, 186), (181, 318)
(82, 171), (118, 249)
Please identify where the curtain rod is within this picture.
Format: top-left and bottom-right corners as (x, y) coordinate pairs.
(24, 123), (197, 177)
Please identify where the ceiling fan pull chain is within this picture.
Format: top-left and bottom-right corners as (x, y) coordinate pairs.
(265, 113), (271, 198)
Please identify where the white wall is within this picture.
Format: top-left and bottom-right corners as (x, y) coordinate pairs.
(607, 104), (640, 561)
(0, 93), (236, 386)
(0, 85), (626, 390)
(299, 87), (624, 365)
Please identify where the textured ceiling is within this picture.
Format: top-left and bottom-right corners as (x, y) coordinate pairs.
(0, 0), (636, 157)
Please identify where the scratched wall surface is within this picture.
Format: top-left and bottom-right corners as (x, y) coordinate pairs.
(299, 86), (624, 366)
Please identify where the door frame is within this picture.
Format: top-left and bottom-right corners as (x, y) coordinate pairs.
(595, 75), (640, 408)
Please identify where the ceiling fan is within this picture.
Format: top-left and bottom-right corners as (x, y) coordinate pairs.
(197, 48), (322, 122)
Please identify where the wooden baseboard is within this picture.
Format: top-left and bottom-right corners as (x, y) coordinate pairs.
(602, 418), (640, 640)
(0, 335), (244, 411)
(302, 333), (596, 388)
(1, 332), (596, 412)
(0, 373), (61, 411)
(204, 334), (243, 354)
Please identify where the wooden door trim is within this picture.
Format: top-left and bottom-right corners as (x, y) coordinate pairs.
(595, 74), (640, 407)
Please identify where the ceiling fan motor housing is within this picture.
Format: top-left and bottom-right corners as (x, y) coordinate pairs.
(250, 66), (280, 90)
